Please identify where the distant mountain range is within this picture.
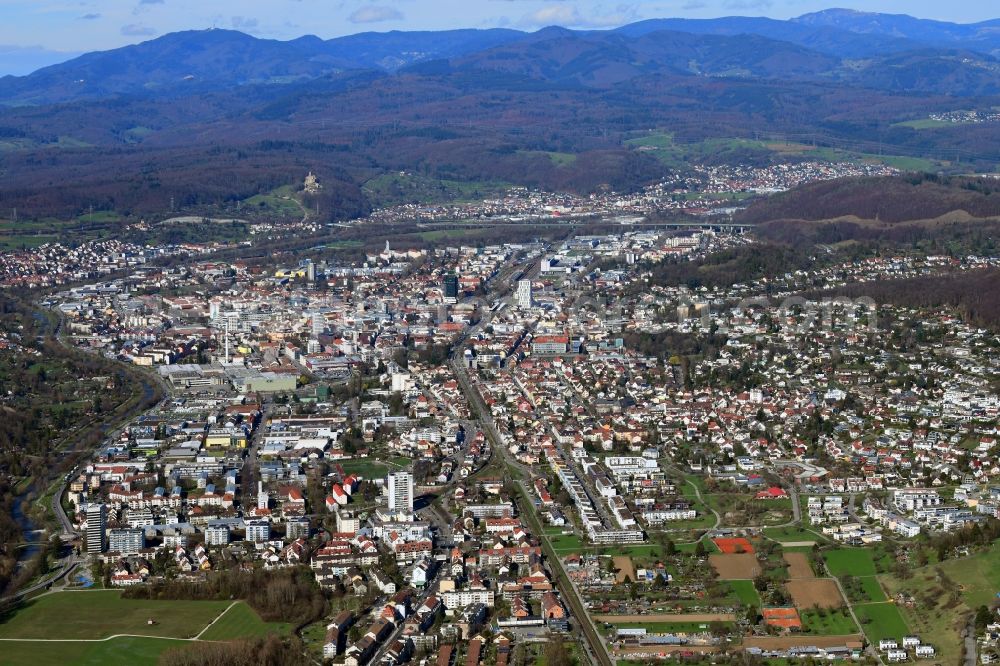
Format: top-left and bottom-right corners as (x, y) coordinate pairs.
(2, 8), (1000, 223)
(2, 8), (1000, 105)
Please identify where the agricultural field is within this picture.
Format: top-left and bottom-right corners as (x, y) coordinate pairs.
(785, 579), (845, 610)
(0, 210), (142, 250)
(878, 544), (1000, 665)
(417, 228), (497, 243)
(709, 553), (762, 579)
(623, 131), (943, 172)
(0, 218), (80, 250)
(0, 233), (58, 250)
(783, 552), (814, 579)
(516, 150), (577, 167)
(763, 525), (824, 544)
(0, 590), (230, 640)
(728, 579), (761, 606)
(799, 607), (858, 635)
(241, 185), (305, 220)
(852, 602), (910, 644)
(892, 118), (961, 130)
(601, 543), (670, 559)
(823, 549), (877, 577)
(0, 636), (187, 666)
(76, 211), (123, 224)
(362, 172), (510, 208)
(613, 556), (637, 584)
(934, 542), (1000, 608)
(197, 602), (288, 641)
(840, 575), (887, 603)
(0, 592), (295, 666)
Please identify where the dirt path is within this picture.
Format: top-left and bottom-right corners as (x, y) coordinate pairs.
(194, 601), (239, 640)
(743, 635), (863, 649)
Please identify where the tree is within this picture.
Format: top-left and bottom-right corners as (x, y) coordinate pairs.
(893, 560), (912, 580)
(543, 641), (572, 666)
(694, 540), (707, 557)
(976, 605), (994, 633)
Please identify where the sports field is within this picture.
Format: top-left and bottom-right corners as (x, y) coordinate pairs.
(712, 537), (754, 554)
(339, 458), (389, 480)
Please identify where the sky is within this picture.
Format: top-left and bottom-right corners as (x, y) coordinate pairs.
(1, 0), (998, 76)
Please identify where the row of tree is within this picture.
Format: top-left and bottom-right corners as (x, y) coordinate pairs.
(123, 567), (327, 626)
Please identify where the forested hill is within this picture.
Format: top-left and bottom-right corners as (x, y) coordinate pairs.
(738, 174), (1000, 225)
(1, 11), (1000, 222)
(808, 268), (1000, 332)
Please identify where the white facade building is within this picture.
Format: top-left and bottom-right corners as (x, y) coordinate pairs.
(86, 503), (107, 554)
(387, 471), (414, 513)
(515, 279), (532, 309)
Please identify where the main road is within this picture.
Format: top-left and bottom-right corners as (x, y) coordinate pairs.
(449, 357), (613, 666)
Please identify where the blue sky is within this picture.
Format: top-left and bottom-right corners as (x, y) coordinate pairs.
(1, 0), (998, 75)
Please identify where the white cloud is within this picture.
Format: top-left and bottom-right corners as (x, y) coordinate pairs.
(723, 0), (773, 10)
(519, 3), (638, 29)
(521, 5), (582, 27)
(231, 16), (259, 30)
(121, 23), (157, 36)
(348, 6), (404, 24)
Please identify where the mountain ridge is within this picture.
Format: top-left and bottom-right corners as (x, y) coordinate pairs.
(3, 9), (1000, 105)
